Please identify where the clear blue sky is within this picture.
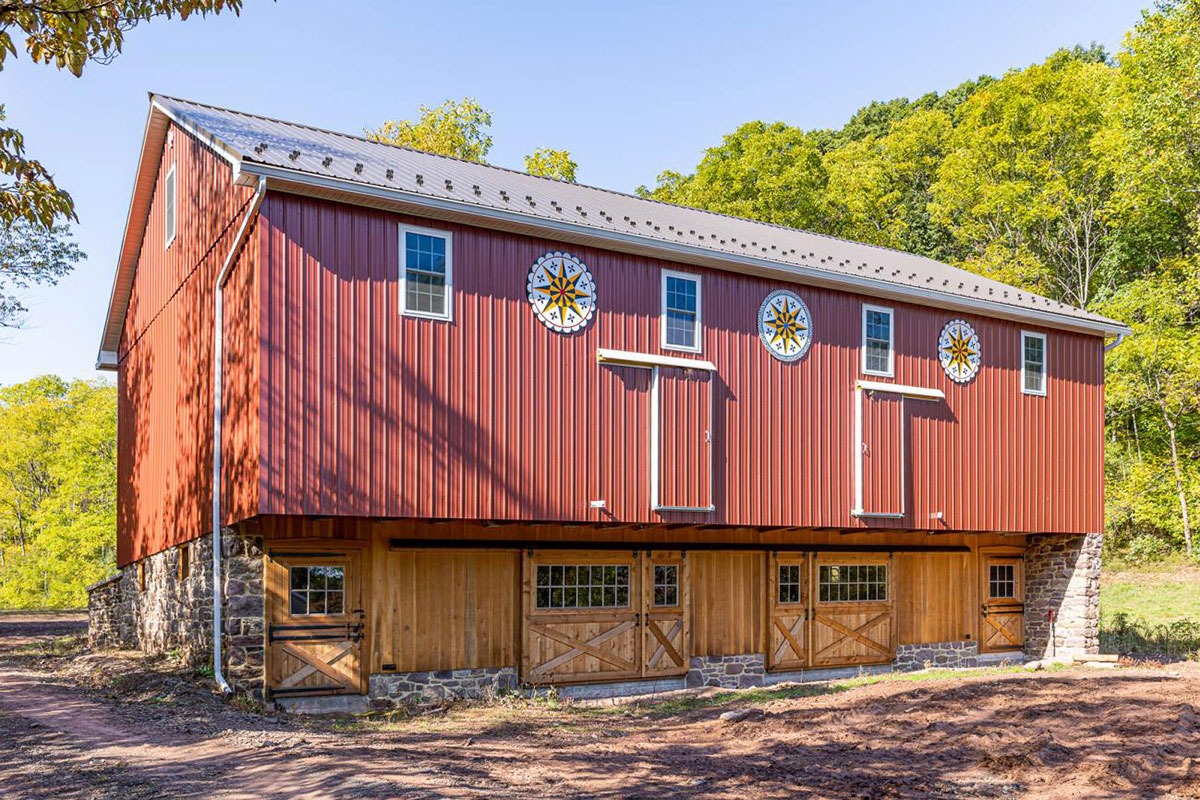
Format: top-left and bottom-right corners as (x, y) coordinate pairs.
(0, 0), (1147, 385)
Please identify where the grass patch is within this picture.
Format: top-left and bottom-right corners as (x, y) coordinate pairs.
(1100, 562), (1200, 660)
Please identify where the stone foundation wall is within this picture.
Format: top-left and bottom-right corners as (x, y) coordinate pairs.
(686, 654), (766, 689)
(86, 528), (265, 695)
(893, 640), (979, 671)
(1024, 532), (1101, 659)
(368, 668), (518, 707)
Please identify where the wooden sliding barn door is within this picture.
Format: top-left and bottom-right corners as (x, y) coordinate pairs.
(265, 548), (366, 698)
(767, 553), (809, 670)
(810, 554), (895, 667)
(642, 551), (690, 678)
(980, 554), (1025, 652)
(653, 367), (714, 512)
(523, 551), (641, 684)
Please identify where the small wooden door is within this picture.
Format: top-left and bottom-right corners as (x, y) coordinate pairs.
(523, 551), (641, 684)
(811, 554), (895, 667)
(767, 553), (809, 670)
(642, 551), (690, 677)
(265, 549), (365, 698)
(980, 555), (1025, 652)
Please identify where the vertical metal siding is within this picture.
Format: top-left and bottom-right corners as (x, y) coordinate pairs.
(250, 193), (1105, 535)
(116, 123), (254, 565)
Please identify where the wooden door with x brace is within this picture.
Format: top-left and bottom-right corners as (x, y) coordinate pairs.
(265, 548), (366, 699)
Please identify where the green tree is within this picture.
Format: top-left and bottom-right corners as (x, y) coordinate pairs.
(639, 121), (828, 232)
(0, 0), (243, 227)
(930, 49), (1123, 308)
(366, 98), (494, 162)
(524, 147), (577, 182)
(0, 219), (83, 328)
(0, 376), (116, 608)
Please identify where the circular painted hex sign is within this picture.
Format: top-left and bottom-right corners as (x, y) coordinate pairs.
(938, 318), (982, 383)
(758, 289), (813, 362)
(527, 252), (597, 333)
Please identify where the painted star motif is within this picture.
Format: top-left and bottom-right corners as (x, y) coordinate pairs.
(534, 260), (591, 325)
(945, 326), (978, 375)
(765, 299), (808, 353)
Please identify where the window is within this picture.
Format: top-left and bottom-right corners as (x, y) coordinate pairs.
(535, 564), (630, 609)
(400, 224), (453, 319)
(1022, 331), (1047, 396)
(289, 566), (345, 616)
(163, 163), (177, 249)
(178, 544), (190, 582)
(818, 564), (887, 602)
(989, 564), (1016, 599)
(653, 565), (679, 607)
(862, 305), (894, 376)
(661, 270), (701, 352)
(778, 564), (803, 605)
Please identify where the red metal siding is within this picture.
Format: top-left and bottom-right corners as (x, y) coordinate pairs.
(861, 392), (904, 517)
(252, 193), (1105, 535)
(657, 368), (713, 510)
(116, 123), (254, 565)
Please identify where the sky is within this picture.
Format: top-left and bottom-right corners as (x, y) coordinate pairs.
(0, 0), (1149, 386)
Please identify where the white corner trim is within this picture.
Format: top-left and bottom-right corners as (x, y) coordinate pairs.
(856, 380), (945, 400)
(597, 348), (717, 371)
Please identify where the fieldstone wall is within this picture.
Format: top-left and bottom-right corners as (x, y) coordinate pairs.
(686, 654), (766, 689)
(894, 640), (979, 671)
(86, 528), (265, 696)
(368, 668), (518, 707)
(1024, 532), (1102, 659)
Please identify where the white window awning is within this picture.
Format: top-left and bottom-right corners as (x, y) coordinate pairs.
(856, 379), (944, 401)
(596, 348), (717, 371)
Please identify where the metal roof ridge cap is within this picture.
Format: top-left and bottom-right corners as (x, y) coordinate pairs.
(242, 161), (1130, 338)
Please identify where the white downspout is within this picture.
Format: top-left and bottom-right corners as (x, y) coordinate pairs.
(212, 175), (267, 695)
(1104, 332), (1127, 352)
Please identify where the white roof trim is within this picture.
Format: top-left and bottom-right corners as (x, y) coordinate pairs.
(597, 348), (717, 371)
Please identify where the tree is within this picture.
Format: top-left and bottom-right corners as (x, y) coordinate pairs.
(0, 219), (83, 328)
(929, 50), (1122, 308)
(524, 148), (577, 182)
(638, 121), (828, 232)
(0, 376), (116, 608)
(0, 0), (243, 227)
(366, 98), (494, 162)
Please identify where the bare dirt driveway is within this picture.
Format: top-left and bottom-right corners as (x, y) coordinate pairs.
(1, 613), (1198, 799)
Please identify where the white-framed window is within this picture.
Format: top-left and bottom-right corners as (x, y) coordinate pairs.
(861, 304), (894, 376)
(661, 269), (701, 352)
(163, 163), (177, 249)
(399, 223), (453, 319)
(1021, 331), (1047, 396)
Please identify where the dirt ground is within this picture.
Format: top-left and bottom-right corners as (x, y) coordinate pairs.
(1, 613), (1198, 799)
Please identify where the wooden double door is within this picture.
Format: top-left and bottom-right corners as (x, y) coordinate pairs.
(264, 547), (366, 699)
(768, 553), (896, 670)
(522, 550), (690, 684)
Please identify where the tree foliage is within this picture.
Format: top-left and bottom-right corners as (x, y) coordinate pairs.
(524, 147), (577, 182)
(0, 219), (83, 328)
(0, 377), (116, 608)
(366, 98), (494, 162)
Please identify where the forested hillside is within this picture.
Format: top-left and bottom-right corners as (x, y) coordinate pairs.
(641, 1), (1200, 563)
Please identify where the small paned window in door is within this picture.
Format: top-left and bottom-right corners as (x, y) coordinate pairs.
(289, 566), (345, 616)
(653, 367), (714, 512)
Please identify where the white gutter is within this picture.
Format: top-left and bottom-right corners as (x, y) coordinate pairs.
(211, 175), (267, 694)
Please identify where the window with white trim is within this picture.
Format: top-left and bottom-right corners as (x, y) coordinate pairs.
(862, 305), (894, 376)
(535, 564), (631, 609)
(400, 224), (453, 319)
(1021, 331), (1047, 396)
(164, 163), (177, 249)
(818, 564), (887, 602)
(661, 270), (701, 352)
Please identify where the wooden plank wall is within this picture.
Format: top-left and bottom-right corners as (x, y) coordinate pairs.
(690, 551), (764, 656)
(896, 552), (977, 645)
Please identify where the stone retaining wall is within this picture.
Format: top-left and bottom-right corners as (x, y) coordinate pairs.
(86, 528), (265, 696)
(893, 640), (979, 671)
(368, 668), (518, 707)
(686, 654), (766, 689)
(1024, 532), (1101, 660)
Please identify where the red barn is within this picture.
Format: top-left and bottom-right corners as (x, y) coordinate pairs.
(88, 95), (1128, 705)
